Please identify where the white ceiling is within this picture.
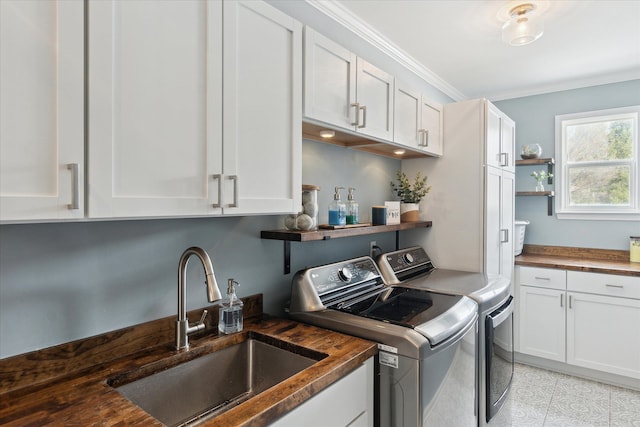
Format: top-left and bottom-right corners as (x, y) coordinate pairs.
(319, 0), (640, 101)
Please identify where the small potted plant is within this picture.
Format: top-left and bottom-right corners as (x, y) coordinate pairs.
(531, 170), (553, 192)
(390, 171), (431, 222)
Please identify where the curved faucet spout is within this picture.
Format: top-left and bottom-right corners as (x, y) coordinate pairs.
(176, 247), (223, 350)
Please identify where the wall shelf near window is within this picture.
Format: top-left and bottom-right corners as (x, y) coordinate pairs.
(515, 157), (555, 216)
(261, 221), (432, 274)
(515, 191), (555, 216)
(515, 157), (555, 184)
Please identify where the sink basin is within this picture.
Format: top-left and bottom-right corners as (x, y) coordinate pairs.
(109, 331), (326, 426)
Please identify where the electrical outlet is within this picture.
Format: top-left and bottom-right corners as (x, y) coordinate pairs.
(369, 241), (377, 258)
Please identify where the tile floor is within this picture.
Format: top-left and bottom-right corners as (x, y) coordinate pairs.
(498, 363), (640, 427)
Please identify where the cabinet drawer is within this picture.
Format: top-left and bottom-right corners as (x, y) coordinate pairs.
(567, 271), (640, 300)
(519, 266), (566, 290)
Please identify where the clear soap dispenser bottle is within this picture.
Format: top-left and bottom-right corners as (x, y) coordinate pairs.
(218, 279), (243, 334)
(328, 186), (346, 226)
(346, 187), (359, 225)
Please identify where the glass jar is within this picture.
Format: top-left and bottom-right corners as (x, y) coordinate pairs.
(284, 185), (319, 231)
(521, 144), (542, 159)
(631, 236), (640, 263)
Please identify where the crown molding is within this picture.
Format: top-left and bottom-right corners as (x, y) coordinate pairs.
(488, 70), (640, 102)
(305, 0), (466, 101)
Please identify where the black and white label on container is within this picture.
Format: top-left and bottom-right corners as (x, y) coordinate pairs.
(377, 343), (397, 354)
(379, 351), (399, 369)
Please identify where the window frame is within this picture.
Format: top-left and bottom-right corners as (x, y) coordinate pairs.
(555, 105), (640, 221)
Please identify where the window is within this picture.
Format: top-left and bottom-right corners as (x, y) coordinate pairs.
(555, 106), (639, 220)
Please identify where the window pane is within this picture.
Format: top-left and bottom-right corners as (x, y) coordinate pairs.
(568, 165), (630, 206)
(566, 119), (633, 162)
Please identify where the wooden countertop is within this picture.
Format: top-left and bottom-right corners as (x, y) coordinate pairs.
(0, 295), (377, 426)
(515, 244), (640, 277)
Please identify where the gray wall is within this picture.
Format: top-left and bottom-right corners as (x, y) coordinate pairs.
(494, 80), (640, 250)
(0, 141), (407, 359)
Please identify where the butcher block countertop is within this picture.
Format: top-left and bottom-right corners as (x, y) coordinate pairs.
(515, 244), (640, 277)
(0, 294), (377, 426)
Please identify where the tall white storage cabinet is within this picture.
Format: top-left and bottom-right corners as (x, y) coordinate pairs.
(88, 0), (301, 218)
(404, 99), (515, 280)
(0, 0), (84, 222)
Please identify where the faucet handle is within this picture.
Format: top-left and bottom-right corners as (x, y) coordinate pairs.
(197, 310), (208, 326)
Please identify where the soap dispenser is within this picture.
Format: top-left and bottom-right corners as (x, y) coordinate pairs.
(328, 186), (346, 226)
(218, 279), (243, 334)
(346, 187), (359, 225)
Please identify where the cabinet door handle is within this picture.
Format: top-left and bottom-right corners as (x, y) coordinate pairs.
(560, 293), (563, 307)
(534, 276), (550, 280)
(67, 163), (79, 210)
(227, 175), (238, 208)
(605, 284), (624, 288)
(359, 105), (367, 128)
(212, 174), (222, 208)
(500, 229), (509, 243)
(418, 129), (429, 147)
(500, 152), (509, 167)
(569, 295), (573, 309)
(350, 103), (360, 127)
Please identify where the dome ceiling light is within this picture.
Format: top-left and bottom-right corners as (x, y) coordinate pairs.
(502, 3), (544, 46)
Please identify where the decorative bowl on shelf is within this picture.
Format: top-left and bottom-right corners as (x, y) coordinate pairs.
(521, 144), (542, 159)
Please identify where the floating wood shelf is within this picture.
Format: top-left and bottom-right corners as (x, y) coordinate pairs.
(515, 157), (555, 215)
(261, 221), (432, 273)
(515, 191), (555, 216)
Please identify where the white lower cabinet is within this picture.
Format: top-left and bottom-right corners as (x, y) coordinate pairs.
(270, 358), (373, 427)
(518, 266), (640, 380)
(519, 285), (566, 362)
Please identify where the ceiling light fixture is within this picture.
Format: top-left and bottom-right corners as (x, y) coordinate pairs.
(319, 129), (335, 138)
(502, 3), (544, 46)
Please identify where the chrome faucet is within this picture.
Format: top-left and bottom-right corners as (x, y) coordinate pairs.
(176, 247), (223, 350)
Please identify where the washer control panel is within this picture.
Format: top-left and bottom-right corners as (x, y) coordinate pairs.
(309, 257), (381, 296)
(380, 246), (432, 273)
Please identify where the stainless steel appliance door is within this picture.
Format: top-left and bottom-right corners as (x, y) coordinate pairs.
(485, 295), (514, 422)
(377, 316), (478, 427)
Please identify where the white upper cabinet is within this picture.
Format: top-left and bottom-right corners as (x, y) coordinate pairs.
(486, 103), (515, 172)
(88, 0), (222, 218)
(355, 59), (394, 141)
(303, 28), (356, 130)
(303, 27), (393, 141)
(88, 0), (300, 218)
(394, 81), (443, 156)
(222, 1), (302, 215)
(0, 0), (84, 222)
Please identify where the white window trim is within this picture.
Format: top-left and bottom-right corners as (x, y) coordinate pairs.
(555, 105), (640, 221)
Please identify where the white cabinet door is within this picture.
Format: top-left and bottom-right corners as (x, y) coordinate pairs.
(0, 0), (84, 222)
(355, 58), (394, 141)
(500, 171), (515, 281)
(270, 358), (373, 427)
(222, 1), (301, 215)
(485, 167), (514, 280)
(393, 83), (421, 149)
(420, 96), (443, 156)
(394, 82), (443, 156)
(88, 0), (222, 218)
(567, 291), (640, 379)
(485, 167), (502, 278)
(303, 27), (357, 130)
(485, 102), (514, 172)
(519, 286), (566, 362)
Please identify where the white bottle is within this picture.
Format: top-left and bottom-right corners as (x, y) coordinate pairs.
(218, 279), (243, 334)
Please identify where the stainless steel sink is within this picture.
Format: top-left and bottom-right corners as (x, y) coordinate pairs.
(109, 332), (326, 426)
